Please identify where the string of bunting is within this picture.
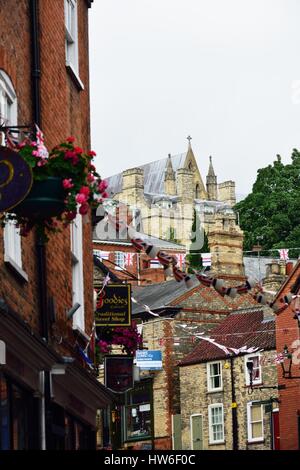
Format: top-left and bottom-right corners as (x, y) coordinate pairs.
(106, 215), (300, 312)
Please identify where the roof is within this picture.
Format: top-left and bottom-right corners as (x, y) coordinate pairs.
(93, 231), (186, 251)
(179, 309), (275, 366)
(243, 256), (297, 283)
(132, 279), (198, 314)
(132, 278), (258, 315)
(106, 152), (187, 196)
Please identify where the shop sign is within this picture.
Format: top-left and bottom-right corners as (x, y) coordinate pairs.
(104, 355), (133, 393)
(136, 350), (163, 370)
(0, 147), (33, 213)
(95, 284), (131, 326)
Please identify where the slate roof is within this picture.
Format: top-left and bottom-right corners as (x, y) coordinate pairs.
(132, 279), (198, 314)
(93, 231), (186, 251)
(106, 152), (187, 197)
(132, 279), (258, 315)
(179, 310), (275, 366)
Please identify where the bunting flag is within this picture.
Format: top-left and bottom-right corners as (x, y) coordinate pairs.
(201, 253), (212, 267)
(77, 346), (94, 369)
(278, 249), (289, 261)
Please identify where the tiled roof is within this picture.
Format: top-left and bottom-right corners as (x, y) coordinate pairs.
(179, 310), (275, 366)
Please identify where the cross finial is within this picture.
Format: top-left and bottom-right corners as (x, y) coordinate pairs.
(187, 135), (192, 144)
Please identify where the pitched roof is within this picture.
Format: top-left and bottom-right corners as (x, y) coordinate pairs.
(93, 231), (186, 251)
(106, 152), (187, 197)
(132, 279), (198, 314)
(179, 310), (275, 366)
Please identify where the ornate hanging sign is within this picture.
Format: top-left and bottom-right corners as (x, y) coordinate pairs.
(95, 284), (131, 327)
(0, 146), (33, 213)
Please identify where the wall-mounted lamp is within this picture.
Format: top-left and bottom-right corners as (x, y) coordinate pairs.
(66, 302), (81, 320)
(281, 345), (293, 378)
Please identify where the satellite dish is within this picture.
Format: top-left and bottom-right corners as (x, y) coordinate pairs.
(0, 146), (33, 213)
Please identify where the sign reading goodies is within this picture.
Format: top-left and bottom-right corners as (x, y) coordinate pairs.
(95, 284), (131, 326)
(0, 147), (33, 213)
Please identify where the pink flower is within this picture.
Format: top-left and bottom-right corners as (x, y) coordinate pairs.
(101, 191), (109, 199)
(65, 211), (77, 221)
(79, 186), (90, 196)
(75, 193), (88, 204)
(66, 136), (75, 143)
(30, 142), (37, 147)
(87, 173), (95, 183)
(88, 150), (97, 157)
(89, 164), (96, 171)
(32, 150), (39, 157)
(62, 178), (74, 189)
(37, 159), (47, 167)
(79, 203), (89, 215)
(98, 180), (108, 192)
(74, 146), (83, 154)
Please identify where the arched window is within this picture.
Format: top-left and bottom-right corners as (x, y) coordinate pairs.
(195, 183), (200, 199)
(188, 162), (193, 171)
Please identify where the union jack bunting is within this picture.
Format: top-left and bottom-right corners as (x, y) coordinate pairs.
(124, 252), (134, 266)
(278, 249), (289, 261)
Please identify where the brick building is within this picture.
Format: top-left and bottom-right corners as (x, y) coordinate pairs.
(0, 0), (112, 450)
(179, 309), (279, 450)
(273, 260), (300, 450)
(93, 232), (187, 286)
(92, 270), (258, 450)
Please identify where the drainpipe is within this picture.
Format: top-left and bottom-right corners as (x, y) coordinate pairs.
(30, 0), (51, 450)
(230, 357), (239, 450)
(30, 0), (41, 127)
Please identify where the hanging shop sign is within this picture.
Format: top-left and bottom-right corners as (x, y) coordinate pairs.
(95, 284), (131, 327)
(136, 350), (163, 370)
(104, 355), (134, 393)
(0, 147), (33, 213)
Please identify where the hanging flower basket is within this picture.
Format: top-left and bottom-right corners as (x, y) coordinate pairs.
(1, 128), (108, 240)
(13, 176), (65, 219)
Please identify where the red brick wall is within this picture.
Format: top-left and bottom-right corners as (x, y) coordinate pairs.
(0, 1), (94, 359)
(275, 265), (300, 450)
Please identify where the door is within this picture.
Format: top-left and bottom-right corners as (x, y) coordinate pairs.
(191, 414), (203, 450)
(272, 410), (280, 450)
(172, 414), (182, 450)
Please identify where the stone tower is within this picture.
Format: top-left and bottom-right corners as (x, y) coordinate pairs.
(218, 181), (236, 206)
(121, 167), (144, 205)
(164, 154), (176, 196)
(208, 213), (245, 277)
(206, 156), (218, 200)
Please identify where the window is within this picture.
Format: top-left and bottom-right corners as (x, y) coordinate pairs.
(0, 70), (25, 277)
(4, 220), (23, 271)
(0, 70), (17, 144)
(124, 381), (152, 441)
(245, 354), (261, 386)
(64, 0), (83, 88)
(195, 184), (200, 199)
(115, 251), (125, 270)
(71, 213), (85, 331)
(247, 402), (264, 442)
(208, 404), (224, 444)
(207, 362), (223, 392)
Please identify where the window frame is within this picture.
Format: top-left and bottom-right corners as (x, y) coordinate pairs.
(207, 361), (223, 392)
(208, 403), (225, 445)
(115, 251), (125, 271)
(247, 402), (264, 443)
(64, 0), (84, 90)
(244, 353), (262, 386)
(71, 214), (85, 332)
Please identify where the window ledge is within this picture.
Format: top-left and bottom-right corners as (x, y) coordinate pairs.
(207, 388), (223, 394)
(208, 440), (225, 445)
(247, 439), (265, 445)
(4, 255), (28, 282)
(66, 63), (84, 91)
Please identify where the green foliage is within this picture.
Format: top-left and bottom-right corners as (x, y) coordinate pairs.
(186, 210), (210, 272)
(234, 149), (300, 257)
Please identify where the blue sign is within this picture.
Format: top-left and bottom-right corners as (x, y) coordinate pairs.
(136, 350), (163, 370)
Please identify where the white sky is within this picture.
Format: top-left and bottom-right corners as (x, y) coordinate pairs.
(89, 0), (300, 199)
